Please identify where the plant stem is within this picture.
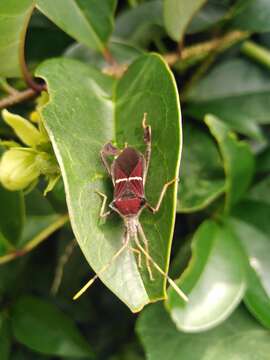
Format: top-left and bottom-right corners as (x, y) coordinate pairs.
(241, 40), (270, 70)
(51, 239), (77, 295)
(164, 30), (250, 70)
(0, 214), (69, 265)
(0, 88), (36, 109)
(128, 0), (138, 7)
(0, 78), (19, 95)
(19, 4), (44, 92)
(103, 47), (117, 66)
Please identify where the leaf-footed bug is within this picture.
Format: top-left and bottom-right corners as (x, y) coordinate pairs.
(73, 113), (188, 303)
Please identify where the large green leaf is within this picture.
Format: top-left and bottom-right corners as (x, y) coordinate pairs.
(136, 303), (270, 360)
(166, 220), (246, 332)
(11, 296), (93, 358)
(178, 122), (225, 213)
(0, 312), (11, 360)
(205, 115), (255, 213)
(37, 54), (181, 312)
(229, 200), (270, 328)
(186, 58), (270, 140)
(0, 185), (25, 245)
(37, 0), (116, 53)
(164, 0), (207, 41)
(231, 0), (270, 32)
(0, 0), (33, 77)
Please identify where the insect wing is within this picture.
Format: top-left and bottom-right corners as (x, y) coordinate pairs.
(129, 158), (144, 196)
(113, 165), (128, 197)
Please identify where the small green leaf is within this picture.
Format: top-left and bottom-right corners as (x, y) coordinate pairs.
(0, 189), (68, 261)
(247, 176), (270, 205)
(2, 109), (45, 147)
(18, 189), (67, 249)
(0, 185), (24, 244)
(257, 146), (270, 173)
(178, 122), (225, 213)
(231, 0), (270, 32)
(37, 0), (116, 53)
(114, 1), (164, 47)
(166, 220), (246, 332)
(137, 303), (270, 360)
(64, 40), (143, 68)
(187, 0), (229, 34)
(11, 296), (93, 358)
(0, 0), (34, 77)
(37, 54), (181, 311)
(229, 200), (270, 328)
(164, 0), (207, 41)
(0, 311), (11, 360)
(205, 114), (255, 213)
(186, 58), (270, 139)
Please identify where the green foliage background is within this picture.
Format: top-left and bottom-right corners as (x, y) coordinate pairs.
(1, 0), (270, 359)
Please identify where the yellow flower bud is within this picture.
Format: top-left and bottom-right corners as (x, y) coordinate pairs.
(0, 148), (40, 191)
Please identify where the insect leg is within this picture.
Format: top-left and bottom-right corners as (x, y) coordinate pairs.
(100, 142), (120, 176)
(73, 231), (129, 300)
(136, 223), (154, 280)
(129, 246), (142, 268)
(142, 112), (152, 183)
(146, 178), (178, 213)
(135, 223), (188, 302)
(95, 190), (112, 218)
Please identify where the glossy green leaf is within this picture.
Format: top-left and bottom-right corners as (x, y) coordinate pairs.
(166, 220), (246, 332)
(137, 303), (270, 360)
(0, 312), (11, 360)
(11, 296), (93, 358)
(186, 58), (270, 139)
(0, 185), (25, 244)
(178, 122), (225, 213)
(164, 0), (207, 41)
(37, 0), (116, 53)
(64, 40), (142, 68)
(229, 200), (270, 328)
(37, 54), (181, 312)
(114, 1), (164, 47)
(0, 0), (33, 77)
(231, 0), (270, 32)
(205, 114), (255, 213)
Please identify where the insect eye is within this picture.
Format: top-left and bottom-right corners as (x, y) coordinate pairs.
(141, 198), (146, 206)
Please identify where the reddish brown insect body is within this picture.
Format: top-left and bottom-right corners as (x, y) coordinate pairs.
(112, 147), (145, 216)
(73, 114), (188, 303)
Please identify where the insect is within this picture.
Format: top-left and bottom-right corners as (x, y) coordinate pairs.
(73, 113), (188, 302)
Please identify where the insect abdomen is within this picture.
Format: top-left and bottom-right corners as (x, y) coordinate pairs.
(114, 198), (142, 215)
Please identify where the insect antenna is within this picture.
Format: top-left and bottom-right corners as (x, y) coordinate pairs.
(135, 223), (188, 303)
(73, 233), (129, 300)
